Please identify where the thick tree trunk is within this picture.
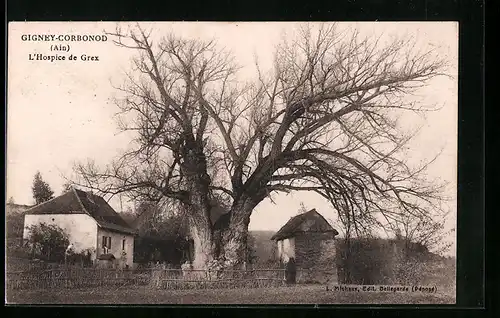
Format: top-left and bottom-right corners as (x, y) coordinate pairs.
(184, 188), (216, 270)
(181, 137), (216, 270)
(221, 222), (248, 268)
(190, 225), (216, 269)
(221, 197), (257, 268)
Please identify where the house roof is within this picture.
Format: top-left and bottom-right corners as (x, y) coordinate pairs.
(270, 209), (339, 241)
(24, 188), (136, 235)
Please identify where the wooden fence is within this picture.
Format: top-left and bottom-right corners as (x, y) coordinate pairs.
(6, 267), (287, 290)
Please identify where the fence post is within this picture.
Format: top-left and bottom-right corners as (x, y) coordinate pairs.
(50, 269), (53, 289)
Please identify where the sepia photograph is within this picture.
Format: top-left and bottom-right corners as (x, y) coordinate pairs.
(6, 21), (457, 305)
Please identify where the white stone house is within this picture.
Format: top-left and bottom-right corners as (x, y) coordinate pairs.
(23, 188), (136, 267)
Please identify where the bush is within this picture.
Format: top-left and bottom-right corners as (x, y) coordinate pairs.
(392, 254), (426, 285)
(6, 240), (32, 259)
(336, 238), (430, 285)
(6, 213), (26, 238)
(25, 223), (70, 263)
(336, 238), (391, 284)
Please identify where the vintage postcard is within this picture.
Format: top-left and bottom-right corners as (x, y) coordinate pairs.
(6, 21), (457, 305)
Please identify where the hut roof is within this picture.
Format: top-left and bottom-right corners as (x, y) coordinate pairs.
(270, 209), (338, 241)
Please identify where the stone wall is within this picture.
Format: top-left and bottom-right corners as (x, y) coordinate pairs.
(294, 232), (337, 284)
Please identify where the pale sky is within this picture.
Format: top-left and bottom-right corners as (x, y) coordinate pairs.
(7, 22), (458, 254)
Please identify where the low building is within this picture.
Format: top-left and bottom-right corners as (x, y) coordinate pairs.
(271, 209), (339, 284)
(23, 188), (136, 268)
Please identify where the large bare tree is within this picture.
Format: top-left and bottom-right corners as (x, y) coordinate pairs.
(73, 23), (449, 269)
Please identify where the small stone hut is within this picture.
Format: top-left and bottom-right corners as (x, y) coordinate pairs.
(271, 209), (339, 284)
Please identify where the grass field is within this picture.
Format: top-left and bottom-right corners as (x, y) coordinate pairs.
(6, 285), (455, 305)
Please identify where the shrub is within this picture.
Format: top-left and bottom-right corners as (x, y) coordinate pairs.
(25, 222), (70, 263)
(392, 254), (426, 285)
(6, 213), (26, 238)
(336, 238), (430, 285)
(6, 239), (32, 259)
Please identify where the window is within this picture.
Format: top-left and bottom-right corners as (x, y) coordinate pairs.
(102, 236), (111, 250)
(122, 239), (126, 251)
